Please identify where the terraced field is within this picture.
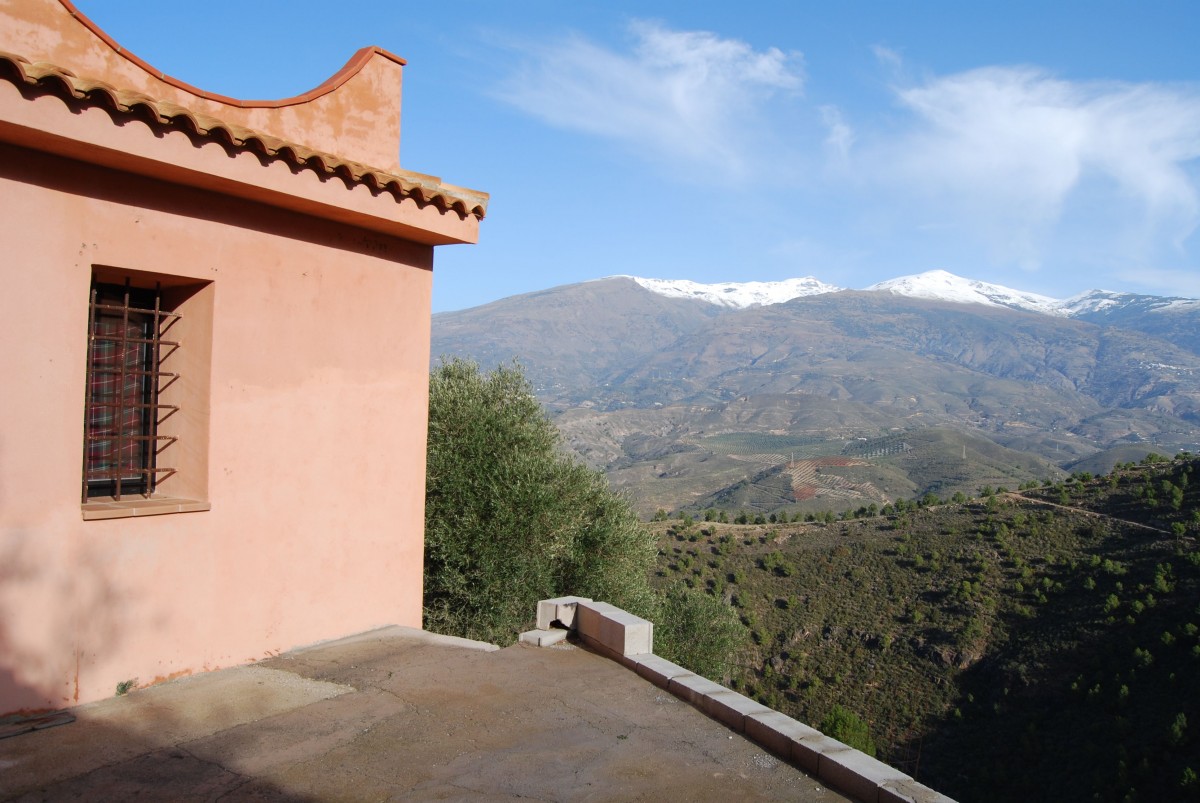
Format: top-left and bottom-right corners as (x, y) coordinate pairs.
(785, 457), (887, 503)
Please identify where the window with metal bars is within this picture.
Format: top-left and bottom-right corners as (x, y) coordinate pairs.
(82, 280), (180, 501)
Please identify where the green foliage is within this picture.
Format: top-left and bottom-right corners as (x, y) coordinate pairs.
(820, 705), (877, 757)
(424, 360), (656, 643)
(653, 585), (747, 681)
(641, 454), (1200, 802)
(759, 551), (796, 577)
(115, 678), (137, 696)
(1170, 712), (1189, 747)
(425, 359), (746, 684)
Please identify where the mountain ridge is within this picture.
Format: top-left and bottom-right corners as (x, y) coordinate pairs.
(602, 268), (1198, 319)
(432, 273), (1200, 516)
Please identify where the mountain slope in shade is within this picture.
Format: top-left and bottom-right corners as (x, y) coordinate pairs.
(1058, 288), (1200, 317)
(432, 276), (725, 401)
(1060, 290), (1200, 357)
(432, 275), (1200, 515)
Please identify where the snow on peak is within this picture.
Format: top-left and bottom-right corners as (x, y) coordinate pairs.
(621, 275), (841, 309)
(1056, 289), (1128, 316)
(865, 270), (1063, 315)
(608, 270), (1195, 317)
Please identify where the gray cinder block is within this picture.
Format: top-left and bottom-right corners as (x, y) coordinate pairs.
(576, 601), (652, 656)
(629, 654), (692, 689)
(818, 746), (912, 803)
(700, 690), (773, 732)
(666, 672), (727, 706)
(536, 596), (592, 630)
(574, 601), (621, 641)
(744, 710), (823, 758)
(879, 778), (959, 803)
(790, 733), (851, 775)
(518, 628), (569, 647)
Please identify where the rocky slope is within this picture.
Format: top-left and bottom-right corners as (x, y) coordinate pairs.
(432, 272), (1200, 514)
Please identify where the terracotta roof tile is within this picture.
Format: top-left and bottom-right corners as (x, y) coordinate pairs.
(0, 50), (488, 220)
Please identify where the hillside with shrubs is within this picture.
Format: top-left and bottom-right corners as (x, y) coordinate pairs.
(650, 453), (1200, 802)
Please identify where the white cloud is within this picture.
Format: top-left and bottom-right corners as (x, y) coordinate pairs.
(879, 66), (1200, 269)
(491, 25), (1199, 296)
(495, 20), (803, 179)
(871, 45), (906, 80)
(819, 105), (854, 161)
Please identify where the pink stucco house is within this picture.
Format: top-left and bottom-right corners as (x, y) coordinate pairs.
(0, 0), (486, 714)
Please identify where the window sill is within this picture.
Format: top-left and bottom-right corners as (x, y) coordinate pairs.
(82, 497), (211, 521)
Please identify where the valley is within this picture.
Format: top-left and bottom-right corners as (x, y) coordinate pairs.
(647, 454), (1200, 802)
(432, 271), (1200, 517)
(431, 271), (1200, 801)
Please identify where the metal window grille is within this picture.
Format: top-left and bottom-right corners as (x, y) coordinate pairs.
(82, 280), (181, 502)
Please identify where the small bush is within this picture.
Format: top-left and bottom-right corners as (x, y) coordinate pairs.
(820, 705), (877, 757)
(654, 584), (748, 681)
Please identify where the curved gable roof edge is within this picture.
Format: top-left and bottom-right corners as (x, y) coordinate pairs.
(7, 0), (405, 170)
(60, 0), (406, 110)
(0, 50), (488, 223)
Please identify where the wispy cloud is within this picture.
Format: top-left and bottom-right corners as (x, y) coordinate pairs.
(492, 23), (1199, 295)
(877, 66), (1200, 269)
(494, 20), (804, 180)
(819, 105), (854, 162)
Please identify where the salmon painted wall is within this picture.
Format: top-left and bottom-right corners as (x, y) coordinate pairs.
(0, 143), (433, 713)
(0, 0), (487, 714)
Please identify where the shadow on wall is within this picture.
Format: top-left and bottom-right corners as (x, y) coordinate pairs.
(0, 523), (133, 715)
(0, 533), (319, 800)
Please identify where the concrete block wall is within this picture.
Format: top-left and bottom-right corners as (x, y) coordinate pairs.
(522, 598), (956, 803)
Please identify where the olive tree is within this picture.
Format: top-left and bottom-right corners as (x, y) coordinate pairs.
(424, 359), (744, 678)
(424, 360), (656, 639)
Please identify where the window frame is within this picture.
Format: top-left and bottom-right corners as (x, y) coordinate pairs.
(82, 280), (181, 501)
(81, 267), (214, 520)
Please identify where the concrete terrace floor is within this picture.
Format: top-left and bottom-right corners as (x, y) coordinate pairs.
(0, 627), (849, 801)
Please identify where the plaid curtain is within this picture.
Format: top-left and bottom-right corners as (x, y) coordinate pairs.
(85, 286), (154, 497)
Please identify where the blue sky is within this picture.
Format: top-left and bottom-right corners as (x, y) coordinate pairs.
(74, 1), (1200, 311)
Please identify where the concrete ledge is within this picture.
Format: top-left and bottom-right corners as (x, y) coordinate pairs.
(665, 672), (726, 706)
(518, 628), (569, 647)
(879, 778), (958, 803)
(533, 597), (957, 803)
(599, 610), (653, 656)
(818, 747), (912, 803)
(627, 654), (692, 689)
(699, 690), (773, 733)
(745, 710), (823, 758)
(575, 601), (621, 643)
(536, 596), (591, 630)
(576, 601), (653, 656)
(791, 734), (852, 775)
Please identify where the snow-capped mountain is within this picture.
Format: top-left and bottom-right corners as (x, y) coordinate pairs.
(620, 269), (1198, 319)
(433, 270), (1200, 500)
(1057, 289), (1200, 318)
(865, 270), (1064, 315)
(618, 275), (841, 309)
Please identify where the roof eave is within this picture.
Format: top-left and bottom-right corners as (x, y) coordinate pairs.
(0, 52), (487, 246)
